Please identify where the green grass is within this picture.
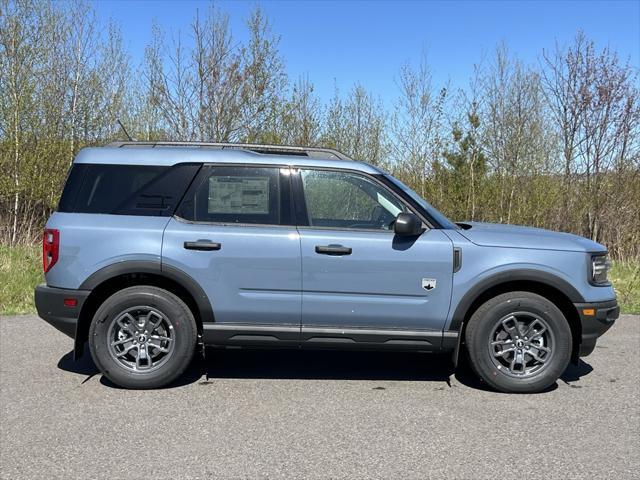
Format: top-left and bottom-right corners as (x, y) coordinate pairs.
(0, 245), (639, 315)
(0, 244), (43, 315)
(609, 261), (640, 314)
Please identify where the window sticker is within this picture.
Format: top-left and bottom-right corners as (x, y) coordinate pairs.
(208, 176), (269, 214)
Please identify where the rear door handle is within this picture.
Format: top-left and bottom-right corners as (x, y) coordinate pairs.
(315, 245), (352, 256)
(183, 240), (221, 251)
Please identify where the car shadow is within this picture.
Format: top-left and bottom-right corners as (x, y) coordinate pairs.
(201, 349), (455, 382)
(559, 359), (594, 387)
(57, 347), (593, 393)
(57, 348), (99, 383)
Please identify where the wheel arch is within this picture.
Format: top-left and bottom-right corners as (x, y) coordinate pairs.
(74, 261), (213, 359)
(450, 269), (584, 367)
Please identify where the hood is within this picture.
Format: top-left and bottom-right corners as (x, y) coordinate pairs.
(456, 222), (606, 253)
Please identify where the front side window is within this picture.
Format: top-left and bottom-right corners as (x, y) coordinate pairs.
(300, 169), (407, 230)
(179, 166), (281, 225)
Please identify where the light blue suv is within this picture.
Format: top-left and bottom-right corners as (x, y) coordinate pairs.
(35, 142), (619, 392)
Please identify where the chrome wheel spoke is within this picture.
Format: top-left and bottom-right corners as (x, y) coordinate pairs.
(493, 346), (516, 358)
(111, 336), (133, 347)
(523, 319), (546, 340)
(135, 344), (151, 369)
(150, 334), (171, 342)
(116, 344), (136, 358)
(532, 344), (551, 354)
(117, 313), (137, 334)
(509, 350), (526, 374)
(528, 350), (548, 364)
(148, 341), (170, 354)
(145, 310), (164, 331)
(491, 339), (515, 358)
(501, 316), (521, 340)
(528, 344), (551, 363)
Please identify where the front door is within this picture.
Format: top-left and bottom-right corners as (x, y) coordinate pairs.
(294, 168), (453, 335)
(162, 165), (301, 341)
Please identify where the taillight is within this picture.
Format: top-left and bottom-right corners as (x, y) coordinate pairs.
(43, 228), (59, 273)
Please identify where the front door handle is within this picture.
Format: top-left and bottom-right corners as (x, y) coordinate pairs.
(184, 240), (221, 251)
(315, 245), (352, 256)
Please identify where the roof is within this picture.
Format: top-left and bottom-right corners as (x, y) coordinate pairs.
(73, 143), (383, 175)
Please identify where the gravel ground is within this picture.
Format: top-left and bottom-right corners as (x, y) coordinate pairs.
(1, 314), (638, 479)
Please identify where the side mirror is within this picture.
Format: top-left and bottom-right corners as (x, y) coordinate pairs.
(394, 212), (423, 236)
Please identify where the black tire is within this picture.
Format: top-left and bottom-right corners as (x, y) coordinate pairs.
(465, 291), (571, 393)
(88, 286), (197, 389)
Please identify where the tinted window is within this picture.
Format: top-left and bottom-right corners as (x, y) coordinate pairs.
(57, 163), (200, 216)
(178, 166), (282, 225)
(115, 164), (200, 216)
(300, 169), (407, 230)
(57, 164), (88, 212)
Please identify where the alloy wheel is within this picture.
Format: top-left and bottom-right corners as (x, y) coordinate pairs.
(487, 312), (555, 377)
(107, 306), (175, 373)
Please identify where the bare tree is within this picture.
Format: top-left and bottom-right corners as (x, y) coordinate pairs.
(542, 32), (640, 252)
(191, 7), (244, 141)
(1, 0), (130, 243)
(239, 6), (287, 143)
(541, 33), (591, 229)
(391, 53), (447, 197)
(577, 41), (639, 242)
(482, 45), (550, 224)
(64, 1), (97, 162)
(0, 0), (41, 244)
(144, 23), (196, 139)
(280, 76), (322, 146)
(143, 6), (286, 143)
(322, 84), (388, 165)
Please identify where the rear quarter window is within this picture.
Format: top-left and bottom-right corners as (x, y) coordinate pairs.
(57, 163), (200, 216)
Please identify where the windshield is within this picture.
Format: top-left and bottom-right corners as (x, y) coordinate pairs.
(383, 175), (458, 229)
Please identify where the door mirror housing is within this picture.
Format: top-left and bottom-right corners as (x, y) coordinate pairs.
(394, 212), (423, 236)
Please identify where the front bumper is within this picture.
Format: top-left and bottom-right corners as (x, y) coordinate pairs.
(34, 284), (90, 339)
(574, 299), (619, 357)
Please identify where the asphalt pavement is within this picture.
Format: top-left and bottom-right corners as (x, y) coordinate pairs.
(1, 314), (638, 479)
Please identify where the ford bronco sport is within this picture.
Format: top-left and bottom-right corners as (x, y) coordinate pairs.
(35, 142), (619, 392)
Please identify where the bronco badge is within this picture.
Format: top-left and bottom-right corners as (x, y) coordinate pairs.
(422, 278), (437, 291)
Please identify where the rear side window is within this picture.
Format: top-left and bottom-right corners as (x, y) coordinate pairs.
(177, 166), (285, 225)
(57, 163), (200, 216)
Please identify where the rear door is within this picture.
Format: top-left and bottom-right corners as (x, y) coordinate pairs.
(162, 165), (301, 344)
(293, 168), (454, 339)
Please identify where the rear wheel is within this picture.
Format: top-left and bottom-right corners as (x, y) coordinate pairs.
(465, 291), (571, 393)
(89, 286), (197, 389)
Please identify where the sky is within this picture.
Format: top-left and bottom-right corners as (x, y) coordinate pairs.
(94, 0), (640, 107)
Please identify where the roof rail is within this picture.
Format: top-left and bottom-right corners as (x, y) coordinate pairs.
(106, 141), (353, 161)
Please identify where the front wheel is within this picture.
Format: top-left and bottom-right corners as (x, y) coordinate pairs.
(89, 286), (197, 389)
(465, 291), (572, 393)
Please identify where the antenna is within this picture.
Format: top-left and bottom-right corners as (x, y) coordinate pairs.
(117, 119), (134, 141)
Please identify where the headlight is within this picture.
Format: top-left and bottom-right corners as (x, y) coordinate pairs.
(590, 254), (611, 285)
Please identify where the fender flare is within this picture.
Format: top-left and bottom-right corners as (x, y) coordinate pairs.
(449, 268), (585, 332)
(79, 260), (214, 324)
